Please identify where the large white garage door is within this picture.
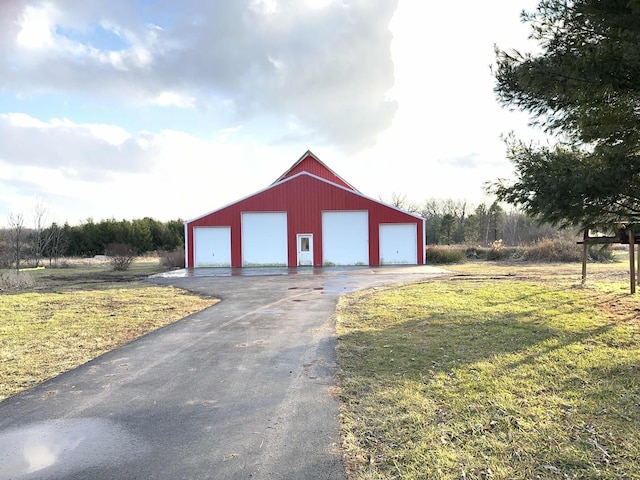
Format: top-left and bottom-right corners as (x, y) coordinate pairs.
(379, 223), (417, 265)
(322, 211), (369, 265)
(194, 227), (231, 267)
(242, 212), (288, 267)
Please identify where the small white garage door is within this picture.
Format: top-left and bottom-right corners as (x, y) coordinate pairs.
(242, 212), (288, 266)
(322, 211), (369, 265)
(379, 223), (417, 265)
(194, 227), (231, 267)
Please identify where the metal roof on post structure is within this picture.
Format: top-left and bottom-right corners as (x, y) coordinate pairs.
(579, 227), (640, 294)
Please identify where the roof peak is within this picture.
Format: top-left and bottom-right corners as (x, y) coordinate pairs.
(272, 150), (359, 192)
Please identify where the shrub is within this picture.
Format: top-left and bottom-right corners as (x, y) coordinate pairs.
(159, 248), (185, 268)
(465, 246), (487, 260)
(105, 243), (137, 271)
(480, 240), (519, 261)
(0, 272), (35, 291)
(587, 244), (616, 262)
(466, 246), (493, 260)
(426, 246), (466, 264)
(522, 238), (582, 262)
(0, 241), (10, 269)
(485, 240), (503, 260)
(49, 259), (71, 269)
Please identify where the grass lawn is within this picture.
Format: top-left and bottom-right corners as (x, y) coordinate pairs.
(336, 260), (640, 479)
(0, 258), (217, 401)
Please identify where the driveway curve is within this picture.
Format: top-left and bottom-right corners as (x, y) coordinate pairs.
(0, 266), (448, 480)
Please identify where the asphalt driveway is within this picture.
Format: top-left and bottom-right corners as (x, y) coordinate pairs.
(0, 266), (448, 480)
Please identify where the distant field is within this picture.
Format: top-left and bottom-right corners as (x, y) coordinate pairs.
(0, 257), (217, 401)
(336, 260), (640, 479)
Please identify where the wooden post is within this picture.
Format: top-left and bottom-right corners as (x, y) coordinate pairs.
(582, 241), (588, 285)
(630, 229), (636, 294)
(581, 230), (588, 286)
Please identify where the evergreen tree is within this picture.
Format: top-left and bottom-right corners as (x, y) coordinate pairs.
(491, 0), (640, 229)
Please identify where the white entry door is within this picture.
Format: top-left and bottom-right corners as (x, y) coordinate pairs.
(297, 234), (313, 266)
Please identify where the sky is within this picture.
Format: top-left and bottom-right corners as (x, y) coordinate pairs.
(0, 0), (543, 227)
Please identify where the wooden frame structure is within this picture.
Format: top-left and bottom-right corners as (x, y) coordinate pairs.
(578, 228), (640, 293)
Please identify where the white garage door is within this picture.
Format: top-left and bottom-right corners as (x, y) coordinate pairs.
(194, 227), (231, 267)
(379, 223), (417, 265)
(242, 212), (288, 266)
(322, 211), (368, 265)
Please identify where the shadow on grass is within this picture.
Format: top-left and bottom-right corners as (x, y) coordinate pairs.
(338, 278), (611, 374)
(337, 315), (614, 384)
(336, 278), (640, 478)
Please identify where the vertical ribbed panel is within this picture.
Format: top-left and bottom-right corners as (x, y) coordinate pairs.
(278, 155), (355, 190)
(186, 174), (425, 267)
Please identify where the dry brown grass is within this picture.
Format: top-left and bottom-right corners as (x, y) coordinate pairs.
(0, 259), (216, 401)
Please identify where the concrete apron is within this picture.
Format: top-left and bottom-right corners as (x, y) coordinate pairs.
(0, 266), (449, 480)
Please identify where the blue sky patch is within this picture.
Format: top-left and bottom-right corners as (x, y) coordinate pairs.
(54, 24), (131, 52)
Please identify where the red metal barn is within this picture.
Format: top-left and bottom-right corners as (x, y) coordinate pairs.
(185, 151), (426, 268)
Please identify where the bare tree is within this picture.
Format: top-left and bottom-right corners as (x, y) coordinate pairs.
(32, 199), (49, 267)
(420, 198), (469, 244)
(46, 223), (68, 266)
(502, 209), (522, 245)
(422, 198), (468, 218)
(105, 243), (137, 271)
(380, 192), (421, 214)
(8, 213), (25, 273)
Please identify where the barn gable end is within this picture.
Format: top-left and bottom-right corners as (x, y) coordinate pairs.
(185, 151), (425, 268)
(272, 150), (358, 191)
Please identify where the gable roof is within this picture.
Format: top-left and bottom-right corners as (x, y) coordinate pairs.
(271, 150), (360, 192)
(186, 169), (424, 224)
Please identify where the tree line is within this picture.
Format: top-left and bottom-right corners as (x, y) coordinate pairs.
(384, 194), (568, 246)
(422, 200), (562, 246)
(2, 195), (572, 271)
(0, 216), (184, 269)
(63, 218), (184, 257)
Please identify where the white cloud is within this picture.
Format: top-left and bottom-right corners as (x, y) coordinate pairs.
(151, 91), (196, 108)
(16, 3), (57, 49)
(5, 112), (46, 127)
(0, 113), (152, 180)
(84, 123), (131, 145)
(0, 0), (550, 226)
(0, 113), (298, 223)
(5, 113), (124, 143)
(15, 3), (157, 72)
(305, 0), (333, 11)
(2, 0), (398, 150)
(250, 0), (279, 17)
(4, 113), (131, 150)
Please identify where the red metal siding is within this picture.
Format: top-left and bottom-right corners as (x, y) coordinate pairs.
(186, 174), (424, 267)
(279, 156), (354, 190)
